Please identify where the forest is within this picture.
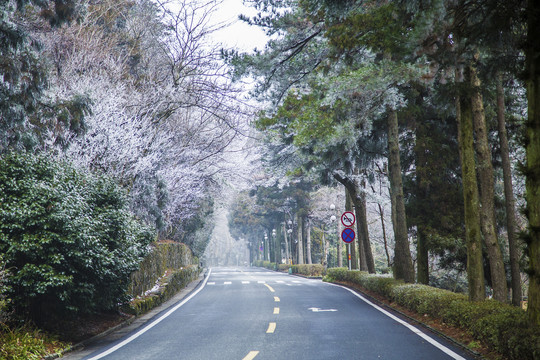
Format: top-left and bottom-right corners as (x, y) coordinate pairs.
(1, 0), (540, 357)
(225, 0), (540, 328)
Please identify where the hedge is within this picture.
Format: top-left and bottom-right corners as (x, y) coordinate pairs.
(252, 260), (275, 270)
(126, 265), (200, 316)
(129, 241), (194, 298)
(290, 264), (325, 277)
(325, 268), (540, 360)
(252, 261), (325, 277)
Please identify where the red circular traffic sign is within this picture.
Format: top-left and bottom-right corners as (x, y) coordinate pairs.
(341, 228), (356, 243)
(341, 211), (356, 227)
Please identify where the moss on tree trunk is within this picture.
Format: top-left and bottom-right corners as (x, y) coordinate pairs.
(457, 91), (485, 302)
(496, 72), (522, 306)
(525, 0), (540, 326)
(470, 63), (508, 303)
(387, 109), (414, 283)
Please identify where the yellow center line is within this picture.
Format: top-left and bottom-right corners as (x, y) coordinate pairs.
(274, 296), (280, 302)
(264, 284), (275, 292)
(273, 307), (280, 314)
(242, 351), (259, 360)
(266, 322), (276, 333)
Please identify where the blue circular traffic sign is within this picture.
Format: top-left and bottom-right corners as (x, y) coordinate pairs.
(341, 228), (355, 243)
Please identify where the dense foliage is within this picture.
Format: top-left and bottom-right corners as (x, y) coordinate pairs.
(228, 0), (531, 300)
(0, 254), (10, 324)
(0, 152), (154, 322)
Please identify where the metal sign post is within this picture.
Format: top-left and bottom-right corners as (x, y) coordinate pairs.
(348, 244), (351, 270)
(341, 227), (355, 271)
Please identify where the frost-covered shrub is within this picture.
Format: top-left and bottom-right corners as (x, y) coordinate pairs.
(0, 152), (154, 322)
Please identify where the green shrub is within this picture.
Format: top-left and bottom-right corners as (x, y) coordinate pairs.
(126, 265), (200, 316)
(0, 254), (10, 324)
(277, 264), (289, 271)
(0, 324), (68, 360)
(0, 152), (154, 323)
(291, 264), (325, 277)
(129, 242), (194, 297)
(324, 268), (540, 360)
(253, 260), (277, 270)
(324, 267), (349, 282)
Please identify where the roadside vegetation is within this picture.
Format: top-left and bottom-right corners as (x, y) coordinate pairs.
(0, 0), (247, 357)
(2, 0), (540, 358)
(226, 1), (540, 356)
(324, 268), (540, 360)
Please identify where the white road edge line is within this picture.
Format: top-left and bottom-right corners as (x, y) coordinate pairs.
(329, 282), (467, 360)
(87, 268), (213, 360)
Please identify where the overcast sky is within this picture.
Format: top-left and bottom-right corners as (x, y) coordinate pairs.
(211, 0), (269, 52)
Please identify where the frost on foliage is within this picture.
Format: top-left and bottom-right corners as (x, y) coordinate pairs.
(33, 0), (254, 242)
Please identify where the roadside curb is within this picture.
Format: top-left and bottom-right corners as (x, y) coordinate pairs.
(45, 270), (207, 360)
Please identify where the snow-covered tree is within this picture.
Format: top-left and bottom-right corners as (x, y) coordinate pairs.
(32, 0), (254, 246)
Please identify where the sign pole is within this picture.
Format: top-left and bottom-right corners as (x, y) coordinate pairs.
(347, 243), (351, 270)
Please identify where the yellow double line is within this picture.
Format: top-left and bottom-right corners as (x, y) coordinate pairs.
(266, 284), (279, 333)
(243, 282), (281, 359)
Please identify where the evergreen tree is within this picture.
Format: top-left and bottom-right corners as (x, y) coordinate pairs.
(0, 0), (89, 152)
(524, 0), (540, 326)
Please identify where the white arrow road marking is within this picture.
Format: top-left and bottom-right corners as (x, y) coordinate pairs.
(243, 351), (259, 360)
(327, 282), (467, 360)
(308, 307), (337, 312)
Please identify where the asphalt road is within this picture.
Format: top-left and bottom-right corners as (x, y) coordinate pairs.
(78, 267), (477, 360)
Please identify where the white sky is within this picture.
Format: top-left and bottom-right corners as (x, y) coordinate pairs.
(211, 0), (269, 52)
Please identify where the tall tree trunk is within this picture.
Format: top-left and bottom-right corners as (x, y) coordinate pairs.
(337, 219), (343, 267)
(306, 218), (312, 264)
(346, 189), (359, 269)
(358, 180), (375, 273)
(283, 221), (290, 265)
(322, 225), (327, 267)
(378, 202), (391, 267)
(275, 226), (281, 265)
(334, 173), (375, 272)
(267, 229), (272, 262)
(497, 72), (522, 306)
(417, 230), (429, 284)
(387, 109), (415, 283)
(457, 89), (485, 302)
(525, 0), (540, 326)
(471, 63), (508, 303)
(415, 116), (430, 284)
(297, 215), (304, 264)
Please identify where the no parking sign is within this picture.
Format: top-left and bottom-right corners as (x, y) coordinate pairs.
(341, 228), (355, 243)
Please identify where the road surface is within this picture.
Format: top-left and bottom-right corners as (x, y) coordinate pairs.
(78, 267), (476, 360)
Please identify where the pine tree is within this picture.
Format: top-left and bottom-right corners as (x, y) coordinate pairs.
(0, 0), (88, 152)
(524, 0), (540, 326)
